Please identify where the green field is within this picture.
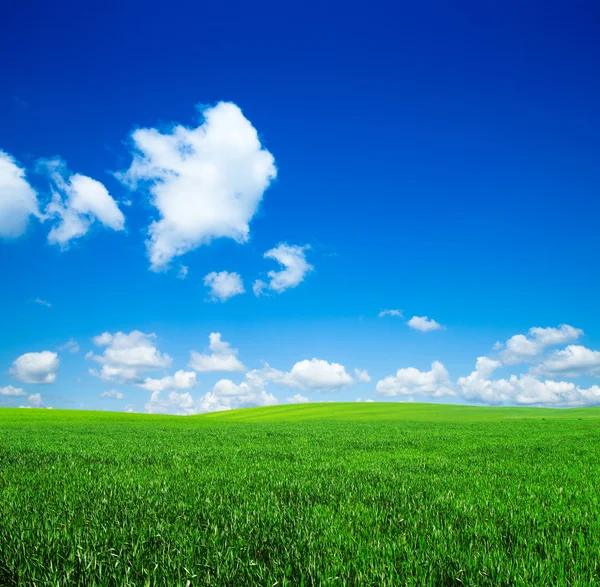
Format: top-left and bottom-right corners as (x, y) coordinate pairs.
(1, 403), (600, 586)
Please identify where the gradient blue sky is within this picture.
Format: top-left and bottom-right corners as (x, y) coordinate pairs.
(1, 0), (599, 413)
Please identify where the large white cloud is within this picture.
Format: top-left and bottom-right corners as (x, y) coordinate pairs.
(189, 333), (245, 373)
(254, 358), (354, 391)
(457, 357), (600, 406)
(10, 351), (59, 384)
(407, 316), (443, 333)
(0, 150), (40, 239)
(41, 158), (125, 247)
(137, 370), (197, 393)
(118, 101), (277, 271)
(496, 324), (583, 365)
(253, 244), (313, 295)
(376, 361), (453, 397)
(87, 330), (172, 384)
(532, 345), (600, 378)
(204, 271), (245, 302)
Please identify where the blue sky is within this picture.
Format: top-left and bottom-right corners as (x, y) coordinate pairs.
(1, 0), (599, 413)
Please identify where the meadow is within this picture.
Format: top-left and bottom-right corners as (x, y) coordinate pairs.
(1, 403), (600, 586)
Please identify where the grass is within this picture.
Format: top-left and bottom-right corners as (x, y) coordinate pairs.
(1, 403), (600, 585)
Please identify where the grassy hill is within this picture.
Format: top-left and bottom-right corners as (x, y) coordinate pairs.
(1, 403), (600, 585)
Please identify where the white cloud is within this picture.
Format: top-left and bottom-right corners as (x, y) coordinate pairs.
(354, 368), (371, 382)
(458, 368), (600, 407)
(28, 393), (42, 407)
(254, 244), (313, 295)
(356, 398), (374, 402)
(177, 265), (189, 279)
(204, 271), (245, 302)
(497, 324), (583, 365)
(137, 370), (197, 393)
(0, 385), (27, 397)
(118, 101), (277, 271)
(143, 369), (277, 415)
(253, 280), (267, 296)
(532, 345), (600, 378)
(40, 158), (125, 247)
(407, 316), (443, 332)
(378, 309), (402, 318)
(10, 351), (59, 384)
(100, 390), (125, 400)
(189, 333), (245, 372)
(34, 298), (51, 308)
(124, 404), (135, 413)
(58, 339), (80, 353)
(376, 361), (453, 397)
(287, 393), (309, 404)
(87, 331), (172, 384)
(144, 389), (234, 415)
(255, 358), (354, 391)
(0, 150), (40, 239)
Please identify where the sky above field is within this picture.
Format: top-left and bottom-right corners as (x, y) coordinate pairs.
(1, 0), (600, 413)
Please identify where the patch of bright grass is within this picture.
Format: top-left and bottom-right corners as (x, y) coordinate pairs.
(1, 403), (600, 585)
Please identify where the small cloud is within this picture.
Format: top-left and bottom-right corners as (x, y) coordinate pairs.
(189, 333), (245, 373)
(254, 243), (313, 295)
(379, 309), (402, 318)
(287, 394), (309, 404)
(28, 393), (43, 407)
(407, 316), (443, 333)
(124, 404), (135, 413)
(58, 339), (80, 353)
(0, 386), (27, 397)
(204, 271), (245, 302)
(34, 298), (52, 308)
(100, 390), (125, 400)
(354, 368), (371, 382)
(177, 265), (189, 280)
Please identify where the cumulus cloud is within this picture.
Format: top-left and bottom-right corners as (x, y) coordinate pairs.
(137, 370), (197, 393)
(0, 386), (27, 397)
(28, 393), (43, 407)
(100, 390), (125, 400)
(144, 368), (277, 415)
(254, 244), (313, 295)
(376, 361), (453, 397)
(532, 345), (600, 378)
(204, 271), (245, 302)
(457, 361), (600, 407)
(118, 101), (277, 271)
(407, 316), (443, 332)
(287, 394), (309, 404)
(177, 265), (189, 279)
(0, 150), (40, 239)
(87, 331), (172, 384)
(40, 158), (125, 247)
(144, 389), (233, 415)
(10, 351), (59, 384)
(354, 368), (371, 382)
(496, 324), (583, 365)
(254, 358), (354, 391)
(212, 378), (278, 407)
(379, 309), (402, 318)
(189, 333), (245, 373)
